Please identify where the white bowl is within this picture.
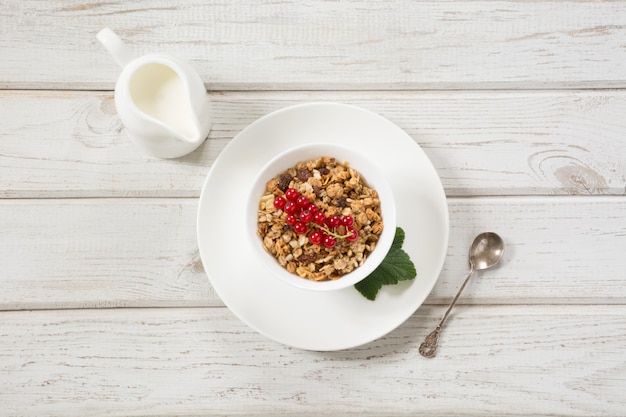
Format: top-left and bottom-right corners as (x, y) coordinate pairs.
(247, 143), (397, 291)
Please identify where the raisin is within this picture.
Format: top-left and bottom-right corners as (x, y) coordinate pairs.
(336, 197), (347, 208)
(298, 253), (316, 264)
(297, 168), (311, 181)
(277, 174), (293, 192)
(319, 167), (330, 176)
(282, 224), (293, 232)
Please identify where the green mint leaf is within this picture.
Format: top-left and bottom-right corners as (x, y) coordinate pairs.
(353, 274), (385, 301)
(391, 226), (405, 250)
(377, 245), (416, 282)
(354, 227), (417, 301)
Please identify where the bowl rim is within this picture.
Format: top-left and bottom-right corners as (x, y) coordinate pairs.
(247, 142), (397, 291)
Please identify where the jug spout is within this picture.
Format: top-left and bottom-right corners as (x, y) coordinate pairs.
(175, 92), (212, 145)
(97, 28), (134, 68)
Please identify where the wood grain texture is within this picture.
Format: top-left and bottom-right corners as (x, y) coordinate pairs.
(1, 197), (625, 310)
(1, 90), (625, 198)
(2, 1), (626, 89)
(0, 199), (215, 310)
(1, 306), (625, 417)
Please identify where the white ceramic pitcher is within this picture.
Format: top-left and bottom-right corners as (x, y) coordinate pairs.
(97, 28), (211, 158)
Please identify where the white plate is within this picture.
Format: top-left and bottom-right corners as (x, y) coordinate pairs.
(197, 103), (449, 351)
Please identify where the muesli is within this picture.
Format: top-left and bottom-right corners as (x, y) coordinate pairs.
(256, 156), (383, 281)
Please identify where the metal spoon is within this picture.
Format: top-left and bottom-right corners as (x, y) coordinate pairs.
(419, 232), (504, 358)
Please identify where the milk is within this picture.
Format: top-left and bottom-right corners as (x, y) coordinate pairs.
(130, 63), (197, 139)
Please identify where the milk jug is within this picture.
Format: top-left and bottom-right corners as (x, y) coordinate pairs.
(97, 28), (211, 158)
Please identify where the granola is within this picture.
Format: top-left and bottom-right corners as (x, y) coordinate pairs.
(256, 156), (383, 281)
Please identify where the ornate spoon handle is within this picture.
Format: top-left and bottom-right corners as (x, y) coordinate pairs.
(419, 266), (475, 358)
(418, 326), (441, 357)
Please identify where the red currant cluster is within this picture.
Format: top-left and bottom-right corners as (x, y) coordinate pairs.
(273, 188), (358, 248)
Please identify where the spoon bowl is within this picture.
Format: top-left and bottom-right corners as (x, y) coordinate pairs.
(469, 232), (505, 271)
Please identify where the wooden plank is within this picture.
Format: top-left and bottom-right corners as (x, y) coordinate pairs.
(1, 90), (625, 198)
(0, 198), (217, 310)
(1, 305), (624, 416)
(2, 1), (626, 89)
(1, 197), (625, 310)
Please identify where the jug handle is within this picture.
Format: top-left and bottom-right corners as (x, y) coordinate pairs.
(97, 28), (134, 68)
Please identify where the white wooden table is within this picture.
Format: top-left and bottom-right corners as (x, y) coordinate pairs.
(2, 1), (626, 416)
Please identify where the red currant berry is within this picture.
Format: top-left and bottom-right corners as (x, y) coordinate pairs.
(313, 212), (327, 226)
(273, 196), (286, 210)
(341, 215), (354, 227)
(346, 227), (359, 242)
(285, 188), (299, 202)
(308, 204), (319, 213)
(293, 222), (307, 234)
(286, 214), (297, 226)
(322, 234), (337, 248)
(308, 231), (322, 245)
(299, 209), (313, 223)
(296, 195), (310, 209)
(327, 215), (342, 228)
(284, 201), (298, 215)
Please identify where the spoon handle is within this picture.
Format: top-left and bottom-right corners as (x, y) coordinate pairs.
(419, 265), (475, 358)
(418, 326), (441, 358)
